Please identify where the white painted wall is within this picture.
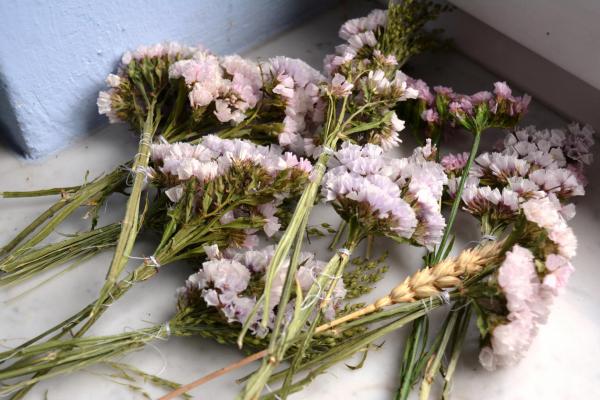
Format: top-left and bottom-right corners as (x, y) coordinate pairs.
(451, 0), (600, 91)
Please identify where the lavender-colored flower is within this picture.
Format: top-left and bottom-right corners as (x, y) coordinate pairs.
(528, 167), (584, 199)
(441, 152), (469, 173)
(461, 185), (520, 222)
(472, 152), (530, 184)
(564, 123), (595, 166)
(324, 142), (446, 248)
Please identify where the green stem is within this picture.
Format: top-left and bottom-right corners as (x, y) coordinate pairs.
(240, 235), (360, 400)
(252, 141), (337, 332)
(328, 220), (347, 251)
(419, 307), (460, 400)
(0, 223), (120, 285)
(92, 105), (158, 319)
(435, 129), (482, 262)
(396, 317), (428, 400)
(442, 305), (472, 400)
(0, 185), (82, 198)
(0, 170), (124, 260)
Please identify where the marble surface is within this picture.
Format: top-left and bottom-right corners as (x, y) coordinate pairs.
(1, 2), (599, 399)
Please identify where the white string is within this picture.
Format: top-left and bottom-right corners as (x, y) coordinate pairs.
(321, 146), (335, 156)
(265, 383), (283, 400)
(337, 247), (351, 257)
(162, 322), (171, 338)
(439, 290), (451, 305)
(420, 296), (434, 313)
(480, 234), (497, 242)
(300, 269), (342, 311)
(139, 135), (153, 146)
(122, 323), (169, 377)
(127, 254), (161, 268)
(147, 255), (161, 268)
(467, 234), (498, 247)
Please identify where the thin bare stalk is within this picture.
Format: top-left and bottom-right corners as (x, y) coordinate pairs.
(92, 105), (158, 319)
(442, 305), (472, 399)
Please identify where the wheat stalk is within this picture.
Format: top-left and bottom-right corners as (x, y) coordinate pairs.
(316, 240), (503, 333)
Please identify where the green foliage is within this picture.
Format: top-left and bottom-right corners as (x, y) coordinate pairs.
(343, 254), (389, 299)
(379, 0), (454, 66)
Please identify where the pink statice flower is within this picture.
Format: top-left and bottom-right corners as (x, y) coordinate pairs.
(329, 73), (354, 96)
(542, 253), (575, 294)
(441, 152), (469, 173)
(522, 197), (578, 258)
(479, 245), (551, 370)
(263, 56), (325, 154)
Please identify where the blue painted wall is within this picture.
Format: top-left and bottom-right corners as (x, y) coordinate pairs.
(0, 0), (336, 158)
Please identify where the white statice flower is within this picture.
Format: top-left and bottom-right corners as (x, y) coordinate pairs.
(199, 259), (251, 295)
(528, 168), (584, 199)
(152, 136), (312, 190)
(325, 9), (387, 75)
(96, 90), (120, 123)
(338, 9), (387, 41)
(105, 74), (121, 88)
(257, 202), (281, 237)
(505, 177), (540, 199)
(461, 186), (520, 221)
(502, 124), (595, 179)
(121, 42), (199, 66)
(472, 152), (530, 183)
(164, 185), (184, 203)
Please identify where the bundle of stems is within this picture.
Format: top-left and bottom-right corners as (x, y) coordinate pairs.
(0, 307), (234, 396)
(158, 237), (510, 400)
(0, 222), (121, 287)
(0, 168), (126, 263)
(1, 149), (310, 398)
(393, 110), (528, 399)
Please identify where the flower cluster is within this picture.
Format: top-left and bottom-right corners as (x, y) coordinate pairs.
(502, 124), (595, 186)
(169, 52), (262, 124)
(178, 245), (346, 336)
(413, 80), (531, 135)
(97, 41), (199, 127)
(478, 245), (550, 370)
(446, 124), (595, 231)
(478, 191), (579, 370)
(318, 8), (423, 151)
(324, 9), (389, 77)
(322, 142), (447, 248)
(261, 56), (326, 155)
(150, 136), (313, 243)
